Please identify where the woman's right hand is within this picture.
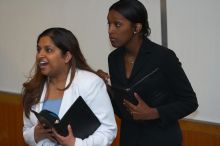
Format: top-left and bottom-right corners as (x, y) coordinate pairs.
(34, 123), (56, 143)
(96, 69), (110, 84)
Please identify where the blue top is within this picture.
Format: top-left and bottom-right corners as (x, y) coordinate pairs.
(42, 98), (62, 145)
(42, 98), (62, 115)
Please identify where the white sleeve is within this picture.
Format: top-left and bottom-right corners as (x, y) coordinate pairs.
(75, 74), (117, 146)
(23, 112), (56, 146)
(23, 113), (38, 146)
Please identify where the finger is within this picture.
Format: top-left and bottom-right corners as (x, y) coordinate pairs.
(134, 92), (151, 108)
(134, 92), (143, 102)
(44, 128), (53, 133)
(123, 99), (136, 111)
(44, 132), (54, 139)
(35, 124), (46, 133)
(52, 128), (63, 143)
(67, 124), (74, 137)
(52, 128), (58, 136)
(52, 128), (61, 139)
(42, 123), (46, 127)
(36, 123), (44, 129)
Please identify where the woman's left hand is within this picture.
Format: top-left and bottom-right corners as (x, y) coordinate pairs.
(52, 125), (75, 146)
(123, 92), (160, 120)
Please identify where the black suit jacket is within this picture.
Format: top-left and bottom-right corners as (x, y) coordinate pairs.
(108, 38), (198, 146)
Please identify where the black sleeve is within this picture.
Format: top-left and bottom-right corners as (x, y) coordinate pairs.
(157, 49), (198, 126)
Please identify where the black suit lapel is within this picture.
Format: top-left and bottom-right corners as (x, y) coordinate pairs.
(129, 39), (152, 81)
(114, 48), (130, 86)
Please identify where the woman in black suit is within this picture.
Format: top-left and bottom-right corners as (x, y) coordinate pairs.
(97, 0), (198, 146)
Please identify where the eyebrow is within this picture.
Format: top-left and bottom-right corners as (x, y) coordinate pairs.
(37, 44), (54, 49)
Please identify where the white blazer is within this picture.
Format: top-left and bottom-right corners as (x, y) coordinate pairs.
(23, 69), (117, 146)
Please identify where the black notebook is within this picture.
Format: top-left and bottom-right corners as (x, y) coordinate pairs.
(107, 84), (137, 120)
(32, 96), (101, 139)
(107, 67), (169, 120)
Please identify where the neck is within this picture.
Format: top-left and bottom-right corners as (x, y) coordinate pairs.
(125, 36), (143, 57)
(49, 75), (67, 86)
(48, 67), (69, 89)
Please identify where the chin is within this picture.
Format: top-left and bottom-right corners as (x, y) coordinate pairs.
(111, 42), (121, 48)
(40, 70), (49, 76)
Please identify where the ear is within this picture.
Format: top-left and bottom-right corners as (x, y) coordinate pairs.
(134, 23), (142, 33)
(64, 51), (72, 63)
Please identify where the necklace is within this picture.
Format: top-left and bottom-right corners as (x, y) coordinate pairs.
(126, 56), (135, 64)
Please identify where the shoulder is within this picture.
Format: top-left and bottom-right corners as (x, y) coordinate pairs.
(146, 39), (173, 53)
(74, 69), (104, 86)
(144, 39), (177, 59)
(108, 47), (123, 61)
(73, 69), (107, 100)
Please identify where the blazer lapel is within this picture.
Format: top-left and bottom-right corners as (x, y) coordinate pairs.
(115, 48), (129, 85)
(130, 39), (152, 80)
(34, 83), (47, 113)
(58, 69), (78, 119)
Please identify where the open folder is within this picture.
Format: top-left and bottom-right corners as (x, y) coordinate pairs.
(31, 96), (101, 139)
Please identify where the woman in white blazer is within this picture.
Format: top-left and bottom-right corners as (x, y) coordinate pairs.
(22, 27), (117, 146)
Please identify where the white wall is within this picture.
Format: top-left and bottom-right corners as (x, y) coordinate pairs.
(167, 0), (220, 123)
(0, 0), (161, 93)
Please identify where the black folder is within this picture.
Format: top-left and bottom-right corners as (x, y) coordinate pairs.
(107, 85), (137, 120)
(32, 96), (101, 139)
(107, 67), (170, 120)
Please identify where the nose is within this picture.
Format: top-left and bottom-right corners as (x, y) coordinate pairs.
(36, 49), (45, 58)
(108, 24), (115, 35)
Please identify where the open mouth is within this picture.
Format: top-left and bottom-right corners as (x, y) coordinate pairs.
(39, 60), (48, 67)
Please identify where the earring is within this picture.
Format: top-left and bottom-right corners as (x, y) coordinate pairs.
(133, 31), (137, 34)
